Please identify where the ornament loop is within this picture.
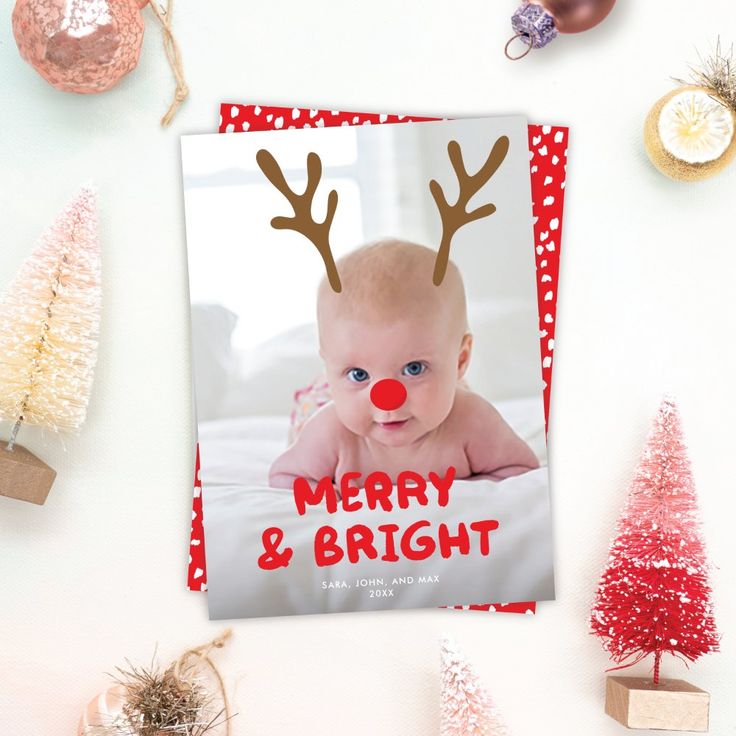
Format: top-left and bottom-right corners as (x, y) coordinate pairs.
(146, 0), (189, 126)
(504, 33), (533, 61)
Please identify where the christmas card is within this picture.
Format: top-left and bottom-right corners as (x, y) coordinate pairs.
(187, 105), (568, 617)
(181, 112), (561, 618)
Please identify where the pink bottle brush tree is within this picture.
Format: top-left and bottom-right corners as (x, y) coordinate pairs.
(590, 397), (719, 684)
(440, 638), (509, 736)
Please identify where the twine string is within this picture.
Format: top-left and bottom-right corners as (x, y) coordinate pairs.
(146, 0), (189, 126)
(504, 33), (533, 61)
(172, 629), (233, 735)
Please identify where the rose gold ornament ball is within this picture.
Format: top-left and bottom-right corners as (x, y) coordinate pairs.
(537, 0), (616, 33)
(12, 0), (147, 93)
(77, 684), (128, 734)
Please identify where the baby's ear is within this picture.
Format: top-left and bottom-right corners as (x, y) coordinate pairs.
(457, 332), (473, 379)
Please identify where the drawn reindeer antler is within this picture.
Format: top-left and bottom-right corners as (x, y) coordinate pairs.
(256, 149), (342, 292)
(430, 136), (510, 286)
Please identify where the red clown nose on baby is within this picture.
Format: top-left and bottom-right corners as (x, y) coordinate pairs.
(370, 378), (407, 410)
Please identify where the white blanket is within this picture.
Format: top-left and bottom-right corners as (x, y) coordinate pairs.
(199, 400), (554, 619)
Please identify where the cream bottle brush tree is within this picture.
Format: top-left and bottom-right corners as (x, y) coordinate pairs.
(0, 186), (101, 504)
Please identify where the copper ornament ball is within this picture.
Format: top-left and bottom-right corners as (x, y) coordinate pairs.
(537, 0), (616, 33)
(12, 0), (146, 93)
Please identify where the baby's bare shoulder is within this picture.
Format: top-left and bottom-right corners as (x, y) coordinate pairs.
(301, 401), (340, 431)
(299, 402), (353, 445)
(270, 402), (346, 486)
(449, 389), (504, 431)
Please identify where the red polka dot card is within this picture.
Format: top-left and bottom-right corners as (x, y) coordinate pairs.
(183, 107), (567, 618)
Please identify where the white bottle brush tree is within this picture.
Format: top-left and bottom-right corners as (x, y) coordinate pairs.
(0, 187), (101, 503)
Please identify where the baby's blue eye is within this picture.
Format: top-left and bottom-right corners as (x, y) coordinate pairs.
(402, 361), (426, 377)
(347, 368), (370, 383)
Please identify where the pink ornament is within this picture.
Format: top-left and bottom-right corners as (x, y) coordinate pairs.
(533, 0), (616, 34)
(12, 0), (145, 93)
(506, 0), (616, 59)
(77, 684), (128, 734)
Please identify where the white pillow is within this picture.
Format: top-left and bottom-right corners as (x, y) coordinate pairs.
(219, 322), (324, 418)
(464, 298), (543, 402)
(213, 297), (544, 419)
(191, 303), (238, 421)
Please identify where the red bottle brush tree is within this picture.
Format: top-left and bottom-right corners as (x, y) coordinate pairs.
(590, 398), (719, 684)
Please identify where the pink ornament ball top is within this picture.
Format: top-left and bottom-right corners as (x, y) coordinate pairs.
(538, 0), (616, 34)
(12, 0), (145, 94)
(77, 684), (128, 734)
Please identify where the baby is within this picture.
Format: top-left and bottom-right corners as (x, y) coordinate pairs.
(269, 239), (539, 489)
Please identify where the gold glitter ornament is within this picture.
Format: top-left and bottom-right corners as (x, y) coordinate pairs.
(644, 85), (736, 182)
(644, 43), (736, 182)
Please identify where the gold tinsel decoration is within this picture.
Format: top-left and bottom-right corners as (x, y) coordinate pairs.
(675, 39), (736, 113)
(82, 630), (233, 736)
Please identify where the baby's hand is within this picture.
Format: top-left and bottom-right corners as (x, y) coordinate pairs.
(270, 472), (342, 502)
(471, 465), (539, 482)
(461, 392), (539, 479)
(269, 403), (341, 489)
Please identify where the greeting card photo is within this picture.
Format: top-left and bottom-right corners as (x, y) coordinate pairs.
(181, 115), (555, 618)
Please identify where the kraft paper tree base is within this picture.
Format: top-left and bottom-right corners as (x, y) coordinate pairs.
(605, 676), (710, 731)
(0, 441), (57, 505)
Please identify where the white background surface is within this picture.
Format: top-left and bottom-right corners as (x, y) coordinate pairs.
(1, 0), (735, 733)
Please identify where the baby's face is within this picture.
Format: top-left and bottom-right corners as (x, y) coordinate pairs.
(320, 311), (471, 448)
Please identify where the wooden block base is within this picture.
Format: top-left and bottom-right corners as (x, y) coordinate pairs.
(0, 441), (57, 505)
(605, 676), (710, 731)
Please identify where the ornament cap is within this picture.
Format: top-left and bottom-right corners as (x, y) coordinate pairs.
(510, 2), (559, 50)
